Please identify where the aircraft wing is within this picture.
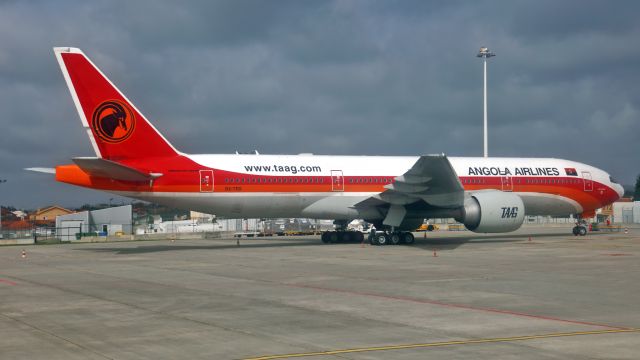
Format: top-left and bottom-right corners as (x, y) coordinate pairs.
(360, 154), (464, 208)
(72, 157), (162, 182)
(385, 154), (464, 207)
(355, 155), (464, 227)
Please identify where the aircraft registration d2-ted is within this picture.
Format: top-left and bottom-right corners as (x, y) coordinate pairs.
(30, 47), (624, 245)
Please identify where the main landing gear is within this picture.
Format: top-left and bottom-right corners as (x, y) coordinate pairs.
(321, 220), (366, 244)
(321, 231), (364, 244)
(368, 231), (415, 246)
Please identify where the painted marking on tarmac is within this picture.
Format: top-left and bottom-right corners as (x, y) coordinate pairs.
(0, 279), (17, 286)
(284, 283), (628, 330)
(244, 328), (640, 360)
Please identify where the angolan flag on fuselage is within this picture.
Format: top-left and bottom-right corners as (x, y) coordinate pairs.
(565, 168), (578, 176)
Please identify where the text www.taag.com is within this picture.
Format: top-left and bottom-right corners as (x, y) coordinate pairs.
(243, 165), (322, 174)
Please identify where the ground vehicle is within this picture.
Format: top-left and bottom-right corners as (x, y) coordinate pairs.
(416, 223), (439, 232)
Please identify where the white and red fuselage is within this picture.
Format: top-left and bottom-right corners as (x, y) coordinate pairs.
(56, 154), (623, 220)
(47, 47), (623, 231)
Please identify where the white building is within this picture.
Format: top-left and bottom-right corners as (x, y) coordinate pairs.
(612, 201), (640, 223)
(56, 205), (132, 241)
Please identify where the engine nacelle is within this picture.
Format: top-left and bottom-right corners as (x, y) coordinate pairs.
(459, 191), (525, 233)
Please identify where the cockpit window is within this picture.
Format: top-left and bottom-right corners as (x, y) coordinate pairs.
(609, 176), (618, 184)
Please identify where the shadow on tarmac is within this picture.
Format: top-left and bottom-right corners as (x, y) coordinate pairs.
(78, 231), (575, 255)
(411, 232), (571, 251)
(79, 238), (322, 255)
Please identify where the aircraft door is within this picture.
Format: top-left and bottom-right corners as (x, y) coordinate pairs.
(331, 170), (344, 192)
(200, 170), (214, 192)
(501, 176), (513, 191)
(582, 171), (593, 192)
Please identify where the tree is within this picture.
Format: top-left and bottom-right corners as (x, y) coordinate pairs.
(635, 174), (640, 201)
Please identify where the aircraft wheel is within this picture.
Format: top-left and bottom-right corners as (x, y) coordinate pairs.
(321, 232), (331, 243)
(578, 226), (587, 236)
(401, 232), (415, 245)
(356, 232), (364, 243)
(369, 235), (376, 245)
(375, 234), (388, 246)
(342, 232), (352, 243)
(389, 233), (401, 245)
(572, 226), (579, 236)
(329, 232), (339, 243)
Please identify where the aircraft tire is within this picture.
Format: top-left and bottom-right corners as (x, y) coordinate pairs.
(578, 226), (587, 236)
(572, 226), (579, 236)
(401, 232), (415, 245)
(390, 233), (401, 245)
(375, 234), (388, 246)
(321, 232), (331, 243)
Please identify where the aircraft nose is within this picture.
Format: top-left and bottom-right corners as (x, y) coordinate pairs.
(615, 183), (624, 199)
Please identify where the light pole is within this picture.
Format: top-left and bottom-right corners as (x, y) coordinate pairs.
(0, 179), (6, 239)
(477, 47), (495, 158)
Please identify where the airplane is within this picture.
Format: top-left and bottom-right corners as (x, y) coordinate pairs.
(29, 47), (624, 245)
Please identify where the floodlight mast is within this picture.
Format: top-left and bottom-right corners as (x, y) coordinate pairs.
(477, 47), (495, 158)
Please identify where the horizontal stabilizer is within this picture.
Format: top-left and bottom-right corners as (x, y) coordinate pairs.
(72, 157), (162, 182)
(25, 167), (56, 174)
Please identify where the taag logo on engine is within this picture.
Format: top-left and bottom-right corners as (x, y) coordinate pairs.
(501, 207), (519, 218)
(91, 100), (136, 143)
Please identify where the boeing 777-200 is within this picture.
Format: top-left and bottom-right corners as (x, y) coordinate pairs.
(29, 47), (624, 245)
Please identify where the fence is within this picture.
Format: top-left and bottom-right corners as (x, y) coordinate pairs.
(0, 226), (38, 240)
(1, 224), (134, 242)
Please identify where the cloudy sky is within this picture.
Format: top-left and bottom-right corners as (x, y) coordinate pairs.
(0, 0), (638, 209)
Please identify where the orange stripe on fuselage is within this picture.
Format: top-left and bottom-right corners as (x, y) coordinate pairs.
(461, 176), (618, 212)
(56, 165), (616, 213)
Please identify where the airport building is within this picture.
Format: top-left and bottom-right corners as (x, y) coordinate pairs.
(612, 200), (640, 223)
(56, 205), (132, 241)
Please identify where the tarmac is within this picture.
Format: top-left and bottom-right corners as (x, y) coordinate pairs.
(1, 226), (639, 359)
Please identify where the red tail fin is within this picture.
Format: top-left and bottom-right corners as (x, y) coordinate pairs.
(54, 47), (179, 161)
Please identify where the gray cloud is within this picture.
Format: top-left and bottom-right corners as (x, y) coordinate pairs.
(0, 0), (638, 208)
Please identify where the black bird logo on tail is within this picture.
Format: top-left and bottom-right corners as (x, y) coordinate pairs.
(92, 100), (135, 143)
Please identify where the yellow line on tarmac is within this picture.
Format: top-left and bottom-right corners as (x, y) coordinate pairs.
(244, 328), (639, 360)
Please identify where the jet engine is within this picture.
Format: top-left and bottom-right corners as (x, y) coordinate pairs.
(457, 191), (525, 233)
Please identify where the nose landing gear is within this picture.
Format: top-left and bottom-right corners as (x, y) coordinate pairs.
(572, 225), (587, 236)
(572, 219), (588, 236)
